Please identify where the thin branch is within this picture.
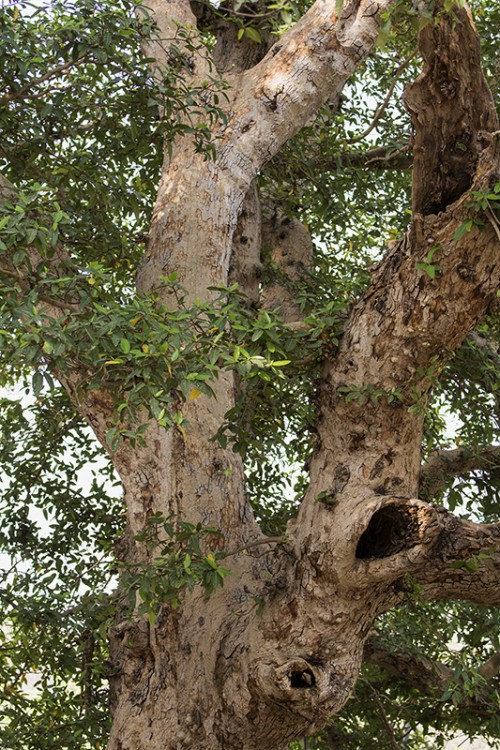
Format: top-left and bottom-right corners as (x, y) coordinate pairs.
(362, 679), (401, 750)
(485, 204), (500, 242)
(222, 535), (286, 558)
(364, 638), (451, 697)
(0, 56), (88, 106)
(420, 445), (500, 498)
(293, 144), (413, 179)
(364, 639), (500, 717)
(36, 293), (82, 314)
(216, 1), (282, 20)
(364, 143), (412, 168)
(347, 54), (415, 144)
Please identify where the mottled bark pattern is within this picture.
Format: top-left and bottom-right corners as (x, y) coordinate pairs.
(102, 2), (500, 748)
(0, 1), (494, 748)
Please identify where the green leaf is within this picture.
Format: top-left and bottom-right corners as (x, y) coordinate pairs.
(120, 337), (131, 354)
(244, 26), (262, 44)
(32, 371), (44, 397)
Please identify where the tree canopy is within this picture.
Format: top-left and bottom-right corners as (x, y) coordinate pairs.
(0, 0), (499, 748)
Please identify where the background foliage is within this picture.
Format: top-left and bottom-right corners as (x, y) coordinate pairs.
(0, 0), (499, 748)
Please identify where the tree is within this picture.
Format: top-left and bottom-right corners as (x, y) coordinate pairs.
(0, 0), (499, 748)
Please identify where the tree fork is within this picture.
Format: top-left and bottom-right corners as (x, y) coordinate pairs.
(102, 1), (500, 748)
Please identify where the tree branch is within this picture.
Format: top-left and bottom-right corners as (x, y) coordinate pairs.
(420, 445), (500, 499)
(403, 1), (498, 216)
(289, 4), (500, 587)
(0, 171), (117, 445)
(347, 53), (415, 143)
(0, 56), (88, 106)
(137, 0), (213, 84)
(478, 650), (500, 681)
(191, 0), (273, 74)
(364, 638), (500, 717)
(219, 0), (397, 179)
(260, 207), (314, 324)
(417, 512), (500, 606)
(363, 679), (402, 750)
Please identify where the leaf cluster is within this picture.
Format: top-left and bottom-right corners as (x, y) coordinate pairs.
(122, 513), (231, 623)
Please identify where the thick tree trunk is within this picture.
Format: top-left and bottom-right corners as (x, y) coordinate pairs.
(101, 2), (500, 748)
(1, 0), (497, 748)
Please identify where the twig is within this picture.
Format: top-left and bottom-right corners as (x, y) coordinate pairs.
(215, 0), (284, 20)
(222, 535), (286, 558)
(348, 54), (415, 144)
(0, 56), (88, 106)
(485, 205), (500, 242)
(363, 680), (401, 750)
(364, 143), (411, 166)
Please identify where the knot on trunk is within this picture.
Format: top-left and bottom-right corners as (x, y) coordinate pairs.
(249, 653), (359, 744)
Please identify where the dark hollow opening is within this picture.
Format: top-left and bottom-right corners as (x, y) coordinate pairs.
(290, 669), (315, 689)
(356, 505), (421, 560)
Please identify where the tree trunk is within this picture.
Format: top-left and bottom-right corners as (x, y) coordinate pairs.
(2, 0), (498, 748)
(103, 2), (499, 748)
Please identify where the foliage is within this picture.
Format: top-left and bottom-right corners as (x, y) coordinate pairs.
(122, 513), (232, 622)
(0, 0), (499, 748)
(0, 390), (119, 749)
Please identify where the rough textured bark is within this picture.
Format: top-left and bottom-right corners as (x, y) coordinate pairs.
(2, 1), (499, 748)
(105, 4), (500, 747)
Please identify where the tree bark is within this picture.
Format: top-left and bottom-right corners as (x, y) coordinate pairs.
(1, 1), (498, 748)
(103, 3), (500, 746)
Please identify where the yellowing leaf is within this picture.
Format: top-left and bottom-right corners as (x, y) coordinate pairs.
(189, 387), (202, 401)
(142, 343), (149, 353)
